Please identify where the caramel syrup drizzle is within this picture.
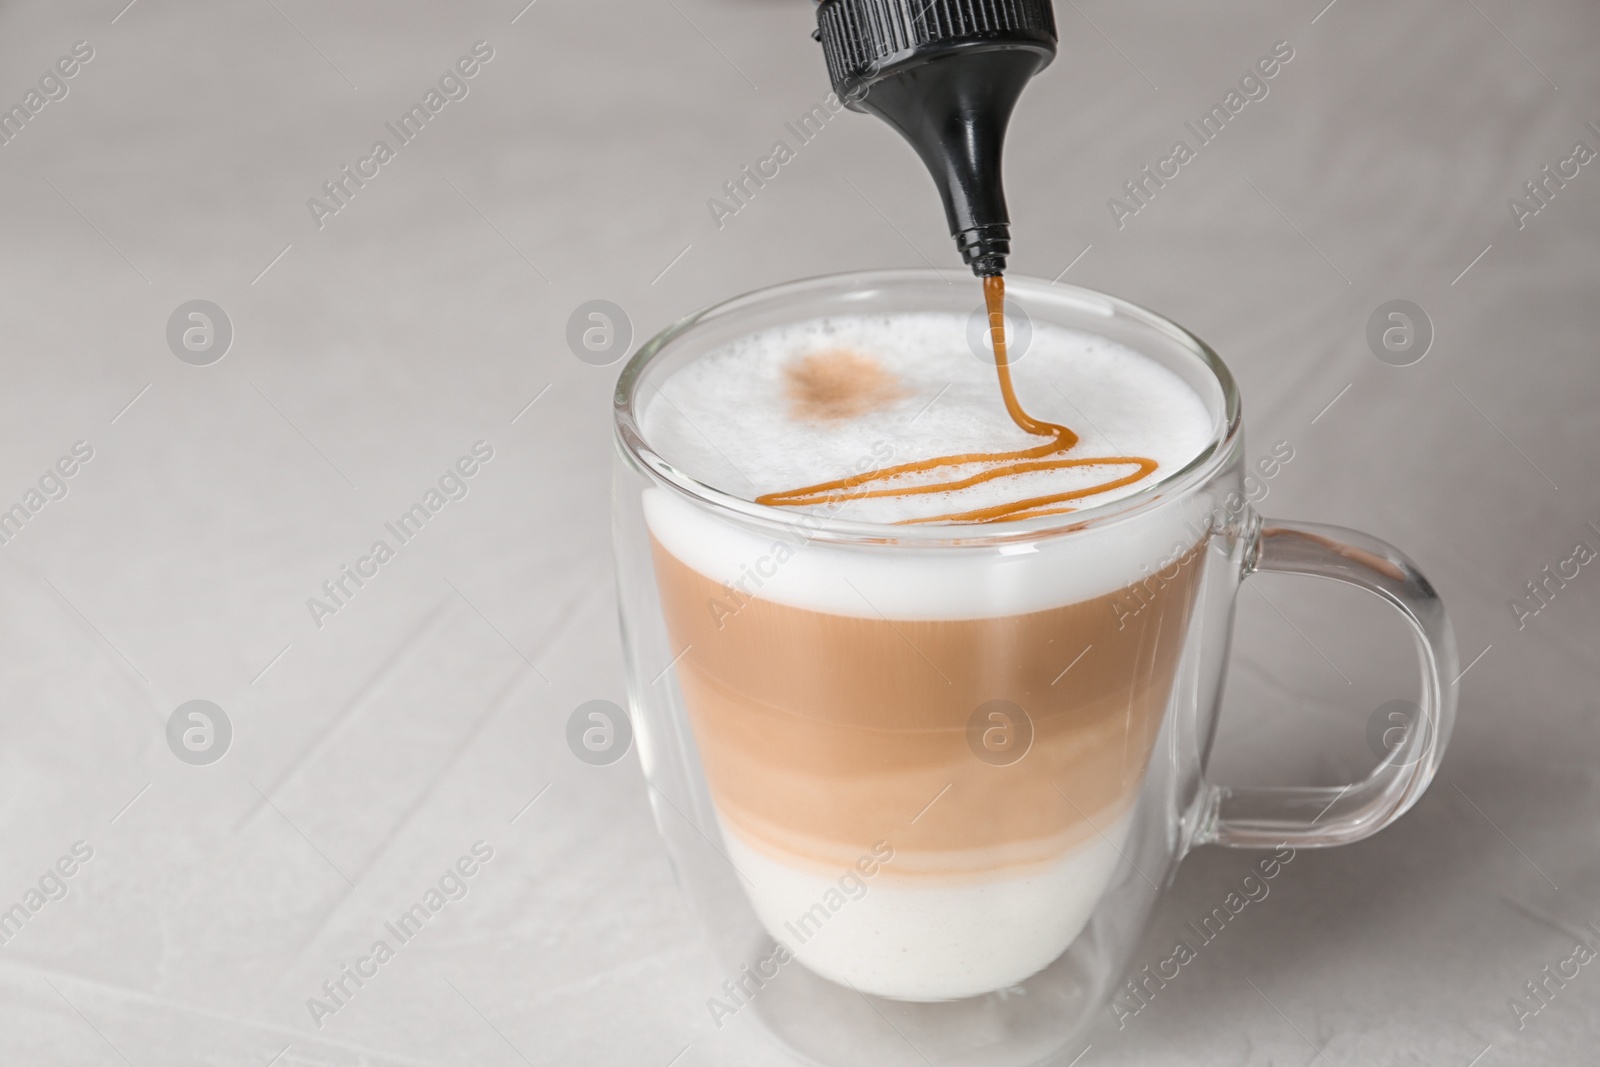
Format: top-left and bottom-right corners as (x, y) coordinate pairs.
(755, 276), (1158, 524)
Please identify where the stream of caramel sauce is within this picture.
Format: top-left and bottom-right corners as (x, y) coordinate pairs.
(755, 276), (1158, 524)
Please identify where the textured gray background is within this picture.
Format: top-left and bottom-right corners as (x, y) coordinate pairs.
(0, 0), (1596, 1064)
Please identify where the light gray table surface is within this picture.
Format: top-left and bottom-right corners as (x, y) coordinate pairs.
(1, 0), (1596, 1064)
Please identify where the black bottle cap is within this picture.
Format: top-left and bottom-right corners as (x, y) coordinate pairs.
(814, 1), (1055, 277)
(816, 0), (1056, 99)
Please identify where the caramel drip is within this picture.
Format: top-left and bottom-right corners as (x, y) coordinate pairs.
(755, 275), (1159, 524)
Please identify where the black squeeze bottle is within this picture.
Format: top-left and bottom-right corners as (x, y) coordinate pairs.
(813, 0), (1057, 277)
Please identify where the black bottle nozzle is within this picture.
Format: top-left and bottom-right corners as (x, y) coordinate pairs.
(815, 0), (1057, 277)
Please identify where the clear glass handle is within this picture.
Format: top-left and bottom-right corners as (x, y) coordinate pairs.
(1198, 520), (1458, 848)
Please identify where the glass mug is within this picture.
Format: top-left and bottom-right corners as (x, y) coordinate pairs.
(611, 271), (1456, 1066)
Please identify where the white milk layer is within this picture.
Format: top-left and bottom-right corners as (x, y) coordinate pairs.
(722, 812), (1131, 1002)
(641, 312), (1214, 526)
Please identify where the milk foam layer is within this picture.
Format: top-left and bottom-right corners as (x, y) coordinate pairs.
(645, 485), (1212, 618)
(641, 312), (1215, 525)
(724, 811), (1131, 1001)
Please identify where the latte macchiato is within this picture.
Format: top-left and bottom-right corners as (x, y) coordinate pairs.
(639, 303), (1214, 1000)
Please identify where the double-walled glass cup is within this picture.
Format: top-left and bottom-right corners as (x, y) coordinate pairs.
(612, 271), (1456, 1066)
